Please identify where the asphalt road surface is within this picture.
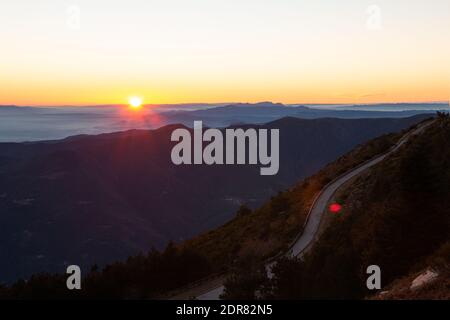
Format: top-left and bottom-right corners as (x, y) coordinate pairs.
(183, 120), (433, 300)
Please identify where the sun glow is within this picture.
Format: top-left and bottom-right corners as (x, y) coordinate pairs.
(129, 96), (143, 109)
(1, 1), (449, 106)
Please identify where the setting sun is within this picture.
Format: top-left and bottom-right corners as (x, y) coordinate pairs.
(129, 96), (143, 109)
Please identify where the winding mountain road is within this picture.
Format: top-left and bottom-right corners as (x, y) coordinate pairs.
(175, 119), (434, 300)
(290, 120), (431, 257)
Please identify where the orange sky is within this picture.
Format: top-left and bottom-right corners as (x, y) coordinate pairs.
(1, 0), (449, 106)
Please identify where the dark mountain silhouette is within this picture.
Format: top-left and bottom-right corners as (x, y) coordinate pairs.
(163, 102), (445, 127)
(0, 115), (429, 283)
(216, 113), (449, 300)
(1, 103), (445, 142)
(263, 113), (450, 299)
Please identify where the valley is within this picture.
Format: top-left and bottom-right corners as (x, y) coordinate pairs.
(0, 115), (428, 283)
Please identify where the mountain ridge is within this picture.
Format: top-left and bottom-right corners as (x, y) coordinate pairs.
(0, 115), (431, 284)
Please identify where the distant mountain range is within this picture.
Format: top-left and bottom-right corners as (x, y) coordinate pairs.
(0, 102), (447, 142)
(0, 114), (429, 283)
(163, 102), (445, 127)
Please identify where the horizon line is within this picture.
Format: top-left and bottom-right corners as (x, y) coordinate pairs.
(1, 100), (449, 108)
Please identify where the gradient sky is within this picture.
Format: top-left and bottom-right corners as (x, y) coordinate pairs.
(1, 0), (449, 105)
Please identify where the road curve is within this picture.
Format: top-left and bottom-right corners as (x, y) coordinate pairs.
(192, 120), (434, 300)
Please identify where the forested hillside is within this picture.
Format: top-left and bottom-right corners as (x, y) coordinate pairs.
(260, 113), (449, 299)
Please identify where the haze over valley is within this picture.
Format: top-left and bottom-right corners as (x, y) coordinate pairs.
(0, 102), (447, 142)
(0, 113), (429, 283)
